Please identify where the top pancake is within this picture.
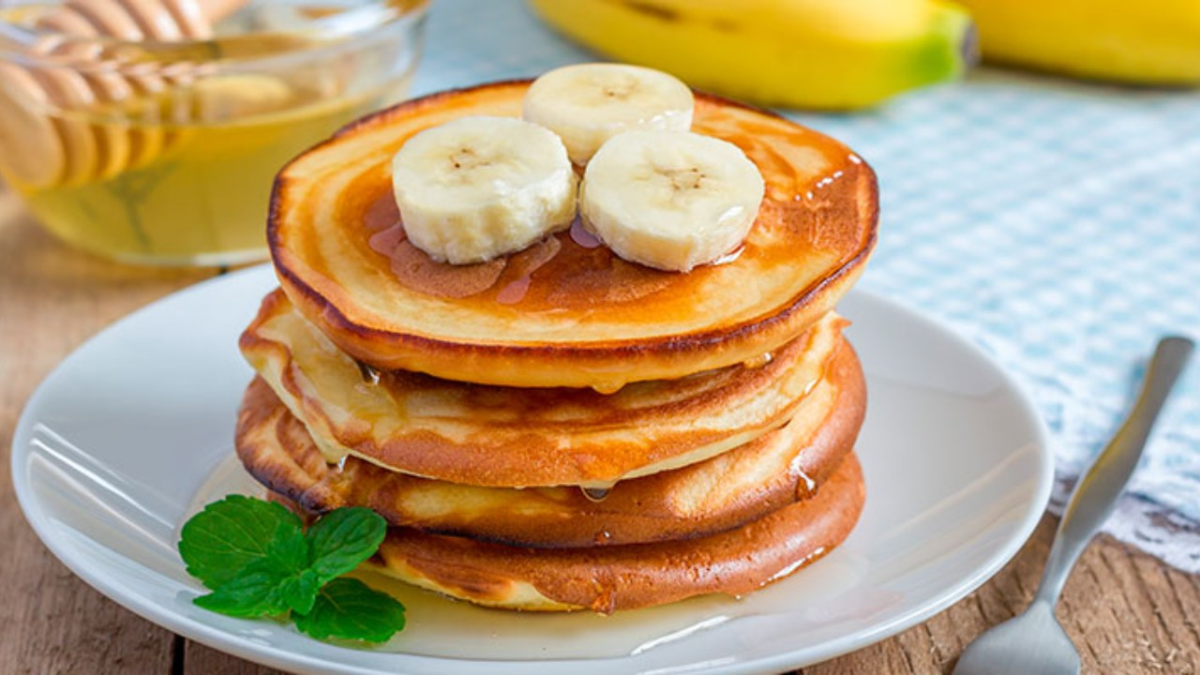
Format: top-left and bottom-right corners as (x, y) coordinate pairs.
(270, 80), (877, 389)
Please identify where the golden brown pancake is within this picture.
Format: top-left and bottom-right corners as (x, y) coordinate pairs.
(276, 454), (863, 613)
(240, 289), (848, 487)
(235, 338), (864, 547)
(269, 81), (877, 390)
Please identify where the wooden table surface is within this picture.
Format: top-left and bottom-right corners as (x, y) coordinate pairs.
(2, 188), (1198, 674)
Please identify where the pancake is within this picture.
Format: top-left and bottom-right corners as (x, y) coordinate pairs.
(240, 289), (848, 487)
(269, 80), (878, 390)
(235, 338), (863, 547)
(277, 454), (863, 613)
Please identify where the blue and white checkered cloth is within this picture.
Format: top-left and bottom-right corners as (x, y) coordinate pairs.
(414, 0), (1200, 572)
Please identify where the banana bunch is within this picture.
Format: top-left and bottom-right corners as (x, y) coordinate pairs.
(527, 0), (975, 110)
(954, 0), (1200, 85)
(391, 64), (763, 271)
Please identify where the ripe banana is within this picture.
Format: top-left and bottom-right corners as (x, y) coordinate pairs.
(580, 130), (764, 272)
(954, 0), (1200, 85)
(390, 116), (577, 265)
(523, 63), (694, 164)
(528, 0), (975, 110)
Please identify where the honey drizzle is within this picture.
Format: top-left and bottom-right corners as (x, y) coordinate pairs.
(496, 275), (532, 305)
(347, 103), (862, 315)
(569, 217), (602, 249)
(362, 193), (571, 305)
(742, 351), (773, 369)
(581, 486), (611, 502)
(356, 360), (381, 384)
(367, 225), (405, 257)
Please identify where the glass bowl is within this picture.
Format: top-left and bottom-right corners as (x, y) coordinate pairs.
(0, 0), (427, 265)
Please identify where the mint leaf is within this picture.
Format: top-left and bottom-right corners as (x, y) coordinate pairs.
(180, 496), (406, 644)
(293, 578), (406, 643)
(267, 521), (309, 571)
(194, 549), (319, 617)
(180, 495), (303, 588)
(305, 508), (387, 583)
(188, 507), (318, 616)
(194, 558), (293, 617)
(279, 569), (321, 615)
(265, 522), (318, 614)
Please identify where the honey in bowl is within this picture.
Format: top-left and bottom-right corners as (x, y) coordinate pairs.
(0, 0), (428, 265)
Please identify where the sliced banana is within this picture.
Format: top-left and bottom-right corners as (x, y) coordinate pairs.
(391, 116), (578, 265)
(580, 130), (764, 273)
(523, 63), (693, 165)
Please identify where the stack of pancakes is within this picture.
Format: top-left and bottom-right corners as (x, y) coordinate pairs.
(235, 81), (878, 613)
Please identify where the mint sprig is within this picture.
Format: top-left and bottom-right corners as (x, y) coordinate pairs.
(179, 496), (404, 644)
(306, 507), (388, 583)
(294, 578), (406, 643)
(179, 495), (301, 588)
(193, 557), (311, 617)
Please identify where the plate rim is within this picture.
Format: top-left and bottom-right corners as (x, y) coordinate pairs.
(11, 263), (1054, 675)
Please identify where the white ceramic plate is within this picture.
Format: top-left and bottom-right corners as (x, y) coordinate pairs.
(12, 265), (1052, 675)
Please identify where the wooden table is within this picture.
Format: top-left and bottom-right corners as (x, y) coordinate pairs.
(2, 189), (1197, 674)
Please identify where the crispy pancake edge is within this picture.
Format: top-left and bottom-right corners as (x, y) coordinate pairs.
(284, 453), (864, 613)
(240, 288), (850, 487)
(235, 339), (864, 547)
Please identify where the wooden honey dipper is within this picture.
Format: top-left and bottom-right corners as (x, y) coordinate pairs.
(0, 0), (249, 188)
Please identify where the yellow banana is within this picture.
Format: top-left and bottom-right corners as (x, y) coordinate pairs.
(528, 0), (975, 110)
(955, 0), (1200, 85)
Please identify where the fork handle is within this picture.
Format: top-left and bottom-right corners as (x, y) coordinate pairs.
(1034, 336), (1194, 607)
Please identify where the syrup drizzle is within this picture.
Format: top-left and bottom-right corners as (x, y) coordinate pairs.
(766, 546), (826, 583)
(349, 111), (861, 314)
(368, 224), (406, 255)
(496, 275), (532, 305)
(590, 381), (626, 395)
(710, 246), (744, 266)
(795, 470), (817, 500)
(805, 168), (846, 201)
(589, 581), (618, 615)
(569, 218), (603, 249)
(363, 194), (575, 304)
(363, 193), (403, 232)
(742, 351), (773, 369)
(356, 360), (381, 385)
(581, 486), (612, 502)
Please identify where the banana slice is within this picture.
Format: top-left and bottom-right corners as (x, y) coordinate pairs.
(390, 116), (578, 265)
(523, 63), (693, 165)
(580, 130), (764, 272)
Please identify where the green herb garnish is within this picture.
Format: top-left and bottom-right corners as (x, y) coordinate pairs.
(179, 496), (404, 644)
(294, 578), (408, 642)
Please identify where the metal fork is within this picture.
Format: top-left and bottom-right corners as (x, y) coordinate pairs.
(952, 335), (1194, 675)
